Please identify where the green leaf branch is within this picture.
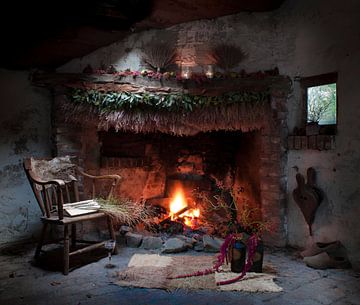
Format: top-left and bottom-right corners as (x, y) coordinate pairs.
(68, 88), (269, 113)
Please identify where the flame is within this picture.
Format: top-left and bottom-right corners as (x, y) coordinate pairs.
(181, 208), (200, 218)
(168, 185), (201, 229)
(169, 188), (187, 220)
(182, 208), (201, 228)
(193, 208), (200, 218)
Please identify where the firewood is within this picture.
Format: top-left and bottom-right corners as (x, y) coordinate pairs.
(159, 206), (190, 224)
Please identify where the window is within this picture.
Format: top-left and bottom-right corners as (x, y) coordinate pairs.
(301, 72), (337, 134)
(307, 83), (336, 125)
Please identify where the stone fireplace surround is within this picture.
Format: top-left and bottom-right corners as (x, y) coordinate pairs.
(47, 73), (290, 247)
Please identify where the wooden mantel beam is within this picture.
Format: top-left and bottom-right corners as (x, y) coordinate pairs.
(31, 72), (292, 96)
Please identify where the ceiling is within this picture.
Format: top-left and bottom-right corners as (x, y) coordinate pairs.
(0, 0), (284, 70)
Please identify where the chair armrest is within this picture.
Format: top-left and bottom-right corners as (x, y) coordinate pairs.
(76, 168), (121, 200)
(77, 168), (121, 183)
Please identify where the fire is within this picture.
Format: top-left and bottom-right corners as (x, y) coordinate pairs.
(168, 186), (200, 229)
(169, 188), (187, 220)
(181, 208), (201, 227)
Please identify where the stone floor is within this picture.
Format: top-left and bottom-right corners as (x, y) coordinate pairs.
(0, 243), (359, 305)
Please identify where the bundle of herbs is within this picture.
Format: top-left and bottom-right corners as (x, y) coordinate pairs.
(97, 197), (155, 229)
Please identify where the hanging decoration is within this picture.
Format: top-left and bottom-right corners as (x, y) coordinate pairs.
(208, 44), (247, 73)
(141, 42), (178, 73)
(68, 88), (269, 113)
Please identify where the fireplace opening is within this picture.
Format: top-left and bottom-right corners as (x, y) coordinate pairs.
(99, 129), (263, 237)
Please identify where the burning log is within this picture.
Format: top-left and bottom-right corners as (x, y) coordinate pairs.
(158, 219), (184, 234)
(160, 206), (190, 224)
(156, 206), (191, 234)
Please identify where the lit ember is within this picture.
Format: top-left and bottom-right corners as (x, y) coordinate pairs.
(181, 208), (200, 228)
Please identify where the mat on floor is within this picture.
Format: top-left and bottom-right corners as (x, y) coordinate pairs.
(114, 254), (283, 292)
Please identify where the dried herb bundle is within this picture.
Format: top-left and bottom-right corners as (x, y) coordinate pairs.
(209, 44), (246, 72)
(141, 42), (178, 72)
(236, 201), (273, 235)
(97, 197), (154, 229)
(193, 188), (272, 237)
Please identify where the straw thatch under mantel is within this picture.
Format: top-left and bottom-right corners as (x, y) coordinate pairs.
(60, 99), (270, 136)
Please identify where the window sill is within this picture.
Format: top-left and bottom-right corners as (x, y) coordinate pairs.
(288, 135), (335, 151)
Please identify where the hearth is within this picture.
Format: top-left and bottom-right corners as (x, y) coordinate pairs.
(97, 130), (263, 236)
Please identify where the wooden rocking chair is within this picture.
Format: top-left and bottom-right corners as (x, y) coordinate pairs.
(23, 157), (121, 275)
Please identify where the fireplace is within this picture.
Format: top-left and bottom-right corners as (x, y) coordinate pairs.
(51, 74), (289, 246)
(98, 130), (263, 236)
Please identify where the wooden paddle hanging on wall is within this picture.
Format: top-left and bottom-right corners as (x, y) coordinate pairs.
(292, 167), (322, 235)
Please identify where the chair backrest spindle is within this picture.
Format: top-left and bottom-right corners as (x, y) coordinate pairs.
(65, 184), (71, 203)
(73, 180), (80, 202)
(57, 187), (64, 220)
(42, 185), (52, 218)
(23, 157), (121, 221)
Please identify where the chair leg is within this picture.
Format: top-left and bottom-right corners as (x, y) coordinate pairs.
(63, 225), (70, 275)
(107, 217), (118, 254)
(71, 224), (76, 249)
(35, 223), (48, 259)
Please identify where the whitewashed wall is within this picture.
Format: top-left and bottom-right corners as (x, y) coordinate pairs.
(0, 70), (52, 246)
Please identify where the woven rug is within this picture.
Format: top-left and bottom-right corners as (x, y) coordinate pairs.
(114, 254), (282, 292)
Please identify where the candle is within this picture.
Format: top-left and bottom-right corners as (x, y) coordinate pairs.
(204, 64), (214, 79)
(181, 66), (191, 79)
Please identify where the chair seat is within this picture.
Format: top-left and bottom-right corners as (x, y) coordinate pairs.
(41, 211), (107, 225)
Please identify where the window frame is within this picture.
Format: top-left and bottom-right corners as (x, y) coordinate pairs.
(300, 72), (338, 134)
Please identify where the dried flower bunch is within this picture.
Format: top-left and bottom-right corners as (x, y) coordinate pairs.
(141, 42), (178, 72)
(236, 201), (273, 236)
(193, 186), (272, 237)
(208, 44), (246, 72)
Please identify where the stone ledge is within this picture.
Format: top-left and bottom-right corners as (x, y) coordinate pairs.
(288, 135), (335, 151)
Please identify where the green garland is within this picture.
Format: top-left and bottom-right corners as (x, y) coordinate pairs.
(68, 88), (269, 112)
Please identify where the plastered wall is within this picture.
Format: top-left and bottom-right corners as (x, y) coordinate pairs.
(0, 70), (51, 246)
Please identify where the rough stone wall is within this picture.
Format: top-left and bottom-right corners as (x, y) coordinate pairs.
(0, 70), (51, 246)
(278, 0), (360, 270)
(55, 0), (360, 269)
(58, 12), (279, 74)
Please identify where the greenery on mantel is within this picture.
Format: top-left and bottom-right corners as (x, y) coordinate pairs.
(68, 88), (270, 112)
